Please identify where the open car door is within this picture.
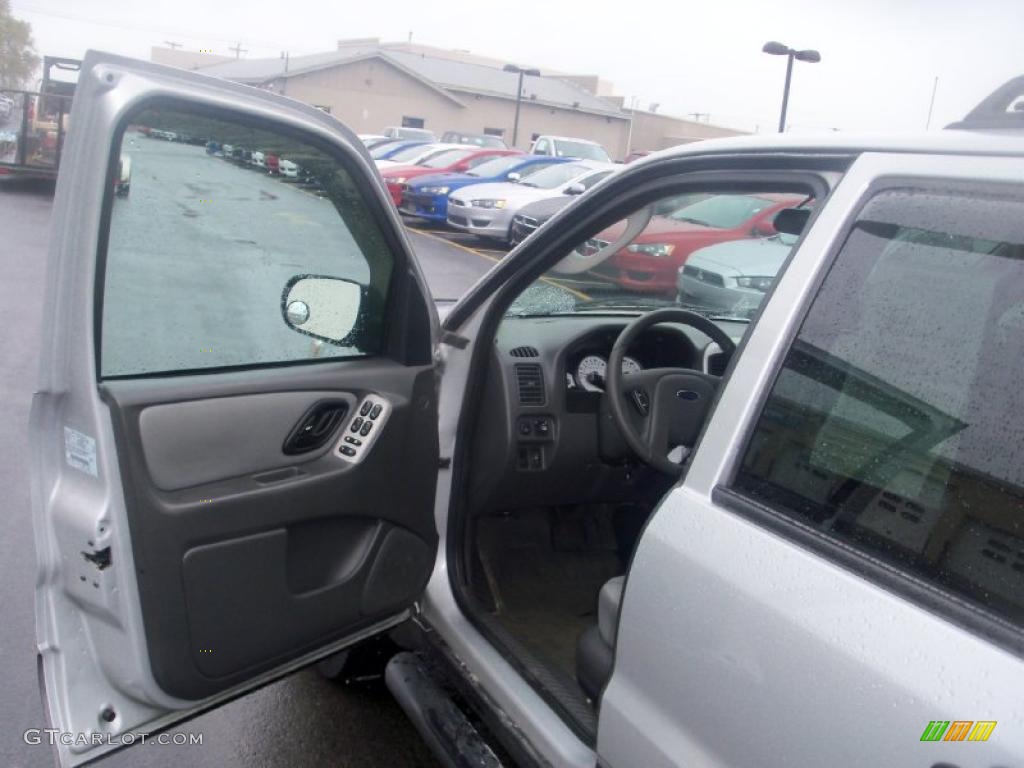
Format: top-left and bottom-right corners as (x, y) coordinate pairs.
(30, 52), (440, 767)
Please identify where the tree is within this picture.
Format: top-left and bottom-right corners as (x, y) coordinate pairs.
(0, 0), (40, 89)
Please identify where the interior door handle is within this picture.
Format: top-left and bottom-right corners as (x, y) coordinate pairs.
(282, 399), (349, 455)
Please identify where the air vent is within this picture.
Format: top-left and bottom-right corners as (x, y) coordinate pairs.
(706, 352), (729, 377)
(515, 363), (546, 405)
(510, 345), (539, 358)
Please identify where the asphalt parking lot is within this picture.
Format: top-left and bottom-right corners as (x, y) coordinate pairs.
(0, 175), (502, 768)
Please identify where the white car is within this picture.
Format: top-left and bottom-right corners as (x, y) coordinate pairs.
(278, 158), (299, 178)
(447, 160), (615, 241)
(382, 125), (435, 141)
(250, 151), (265, 168)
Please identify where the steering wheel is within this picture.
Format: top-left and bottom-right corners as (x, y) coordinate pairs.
(605, 309), (736, 476)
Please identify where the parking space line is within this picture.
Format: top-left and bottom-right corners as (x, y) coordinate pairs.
(407, 227), (591, 302)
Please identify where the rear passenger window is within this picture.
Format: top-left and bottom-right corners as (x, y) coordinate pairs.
(735, 189), (1024, 625)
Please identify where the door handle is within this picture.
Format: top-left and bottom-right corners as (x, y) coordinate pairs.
(282, 399), (349, 455)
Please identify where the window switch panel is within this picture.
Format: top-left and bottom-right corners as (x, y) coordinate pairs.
(336, 395), (390, 465)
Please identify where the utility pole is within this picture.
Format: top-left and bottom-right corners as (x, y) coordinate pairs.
(925, 76), (939, 129)
(229, 42), (248, 59)
(164, 41), (182, 50)
(280, 51), (290, 95)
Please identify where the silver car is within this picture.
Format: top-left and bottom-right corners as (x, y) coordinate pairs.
(677, 232), (797, 317)
(447, 160), (615, 241)
(30, 52), (1024, 768)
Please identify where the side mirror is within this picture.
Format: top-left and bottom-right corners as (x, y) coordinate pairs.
(773, 207), (811, 236)
(507, 172), (522, 182)
(564, 182), (586, 196)
(281, 275), (363, 344)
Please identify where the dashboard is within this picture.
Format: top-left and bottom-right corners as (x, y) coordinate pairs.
(564, 326), (702, 393)
(465, 315), (742, 515)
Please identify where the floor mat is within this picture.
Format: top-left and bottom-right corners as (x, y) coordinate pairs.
(475, 508), (624, 680)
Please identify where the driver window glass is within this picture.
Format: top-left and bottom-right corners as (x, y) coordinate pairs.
(100, 107), (394, 378)
(507, 186), (812, 323)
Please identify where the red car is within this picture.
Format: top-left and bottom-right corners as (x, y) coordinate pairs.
(380, 147), (520, 206)
(592, 193), (806, 294)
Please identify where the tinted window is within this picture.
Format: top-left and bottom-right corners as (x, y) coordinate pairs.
(520, 162), (587, 189)
(466, 155), (522, 177)
(101, 107), (395, 377)
(671, 194), (777, 229)
(370, 140), (404, 159)
(387, 143), (433, 163)
(735, 189), (1024, 625)
(419, 148), (474, 168)
(552, 139), (611, 163)
(579, 170), (611, 189)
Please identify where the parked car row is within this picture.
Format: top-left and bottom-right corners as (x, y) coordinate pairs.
(361, 132), (805, 302)
(199, 138), (317, 186)
(363, 128), (512, 149)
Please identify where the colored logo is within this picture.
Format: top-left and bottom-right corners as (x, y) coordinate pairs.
(921, 721), (996, 742)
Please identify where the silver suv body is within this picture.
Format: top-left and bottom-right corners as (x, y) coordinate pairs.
(30, 53), (1024, 768)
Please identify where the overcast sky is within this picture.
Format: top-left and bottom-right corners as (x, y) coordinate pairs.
(11, 0), (1023, 133)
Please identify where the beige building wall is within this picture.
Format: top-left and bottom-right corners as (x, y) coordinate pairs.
(269, 59), (466, 135)
(627, 111), (746, 153)
(270, 59), (634, 156)
(445, 91), (632, 155)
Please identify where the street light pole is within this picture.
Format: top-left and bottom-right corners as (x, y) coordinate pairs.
(504, 64), (540, 148)
(512, 69), (525, 146)
(762, 41), (820, 133)
(778, 52), (794, 132)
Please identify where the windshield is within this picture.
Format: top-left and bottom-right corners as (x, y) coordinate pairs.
(419, 148), (474, 168)
(386, 143), (434, 163)
(369, 141), (404, 158)
(553, 139), (610, 162)
(506, 190), (812, 321)
(520, 163), (588, 189)
(448, 133), (505, 148)
(467, 155), (523, 177)
(669, 194), (777, 229)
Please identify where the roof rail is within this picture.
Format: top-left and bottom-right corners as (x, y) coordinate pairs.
(946, 75), (1024, 130)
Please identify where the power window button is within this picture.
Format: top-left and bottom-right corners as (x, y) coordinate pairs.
(369, 404), (383, 419)
(350, 417), (364, 433)
(359, 421), (373, 437)
(359, 401), (372, 417)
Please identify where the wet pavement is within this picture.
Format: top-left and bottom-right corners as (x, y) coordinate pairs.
(0, 174), (497, 768)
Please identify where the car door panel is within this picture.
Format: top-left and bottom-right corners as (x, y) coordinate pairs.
(32, 51), (440, 767)
(101, 362), (437, 700)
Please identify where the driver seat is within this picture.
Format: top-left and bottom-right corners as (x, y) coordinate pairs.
(575, 575), (625, 702)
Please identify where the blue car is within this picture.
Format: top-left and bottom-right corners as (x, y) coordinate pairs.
(399, 154), (572, 223)
(369, 139), (431, 161)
